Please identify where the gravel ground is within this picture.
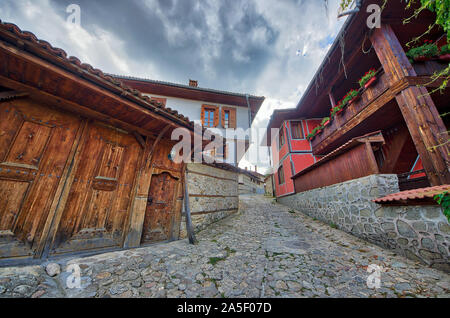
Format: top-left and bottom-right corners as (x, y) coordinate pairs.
(0, 195), (449, 298)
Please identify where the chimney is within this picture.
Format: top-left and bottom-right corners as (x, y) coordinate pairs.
(189, 79), (198, 87)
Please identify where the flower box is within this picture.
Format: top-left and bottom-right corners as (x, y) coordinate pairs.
(359, 68), (377, 89)
(439, 54), (450, 62)
(413, 56), (431, 62)
(364, 76), (377, 89)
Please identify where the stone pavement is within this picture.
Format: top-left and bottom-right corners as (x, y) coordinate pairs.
(0, 195), (449, 298)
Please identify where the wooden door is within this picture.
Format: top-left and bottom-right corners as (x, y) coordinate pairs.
(141, 141), (184, 244)
(48, 122), (142, 255)
(0, 100), (81, 259)
(141, 172), (179, 243)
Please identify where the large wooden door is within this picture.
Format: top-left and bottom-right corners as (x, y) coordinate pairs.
(0, 99), (81, 259)
(48, 122), (142, 256)
(141, 141), (184, 244)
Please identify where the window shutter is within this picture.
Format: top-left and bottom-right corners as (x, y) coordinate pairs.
(201, 106), (206, 126)
(221, 108), (225, 128)
(213, 107), (220, 127)
(229, 108), (237, 129)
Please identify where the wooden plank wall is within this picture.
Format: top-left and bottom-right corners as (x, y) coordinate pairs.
(293, 143), (379, 193)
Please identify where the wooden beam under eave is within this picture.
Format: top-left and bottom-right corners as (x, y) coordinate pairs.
(0, 74), (164, 140)
(371, 24), (450, 185)
(0, 40), (190, 132)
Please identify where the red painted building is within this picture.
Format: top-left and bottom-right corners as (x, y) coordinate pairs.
(270, 118), (322, 197)
(265, 0), (449, 199)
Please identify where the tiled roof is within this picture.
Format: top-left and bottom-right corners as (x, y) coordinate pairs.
(373, 185), (450, 204)
(109, 74), (265, 100)
(0, 20), (197, 129)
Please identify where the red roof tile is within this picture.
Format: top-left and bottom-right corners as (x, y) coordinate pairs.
(373, 185), (450, 204)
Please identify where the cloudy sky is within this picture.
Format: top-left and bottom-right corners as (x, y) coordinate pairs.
(0, 0), (346, 173)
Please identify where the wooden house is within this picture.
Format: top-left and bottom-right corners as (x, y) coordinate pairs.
(266, 0), (449, 197)
(109, 75), (265, 166)
(0, 21), (236, 265)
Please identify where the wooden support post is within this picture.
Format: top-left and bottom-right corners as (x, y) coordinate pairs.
(371, 24), (450, 185)
(184, 168), (197, 245)
(123, 126), (170, 248)
(328, 91), (336, 108)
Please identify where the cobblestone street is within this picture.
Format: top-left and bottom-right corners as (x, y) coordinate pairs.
(0, 195), (449, 298)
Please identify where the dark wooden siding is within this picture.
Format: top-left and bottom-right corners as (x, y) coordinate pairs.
(293, 143), (379, 193)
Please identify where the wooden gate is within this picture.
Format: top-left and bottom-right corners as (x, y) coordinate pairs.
(47, 122), (142, 256)
(0, 99), (185, 262)
(141, 141), (184, 244)
(0, 100), (82, 259)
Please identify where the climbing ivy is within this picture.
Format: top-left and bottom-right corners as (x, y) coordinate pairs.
(434, 191), (450, 222)
(338, 0), (450, 92)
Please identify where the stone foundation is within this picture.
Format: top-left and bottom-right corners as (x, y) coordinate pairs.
(278, 174), (450, 272)
(180, 163), (239, 238)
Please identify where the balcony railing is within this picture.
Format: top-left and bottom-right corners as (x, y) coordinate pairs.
(311, 70), (389, 153)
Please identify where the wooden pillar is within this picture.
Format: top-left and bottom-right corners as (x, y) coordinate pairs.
(123, 126), (170, 248)
(370, 24), (450, 186)
(328, 91), (336, 108)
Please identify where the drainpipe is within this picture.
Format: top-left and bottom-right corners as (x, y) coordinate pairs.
(337, 0), (362, 18)
(246, 94), (252, 141)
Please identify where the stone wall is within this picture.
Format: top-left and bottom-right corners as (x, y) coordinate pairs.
(179, 163), (239, 238)
(278, 174), (450, 272)
(238, 174), (264, 195)
(264, 176), (274, 197)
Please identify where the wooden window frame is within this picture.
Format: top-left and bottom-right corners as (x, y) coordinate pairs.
(215, 142), (228, 160)
(290, 121), (304, 140)
(279, 126), (285, 150)
(221, 107), (237, 129)
(201, 105), (219, 128)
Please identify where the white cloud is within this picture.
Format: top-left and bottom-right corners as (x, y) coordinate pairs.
(1, 0), (347, 171)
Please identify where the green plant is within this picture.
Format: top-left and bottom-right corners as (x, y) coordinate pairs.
(406, 40), (439, 61)
(440, 44), (450, 55)
(330, 104), (342, 117)
(208, 256), (226, 266)
(321, 117), (330, 125)
(341, 89), (359, 105)
(340, 0), (449, 93)
(434, 191), (450, 222)
(358, 68), (377, 88)
(307, 125), (322, 140)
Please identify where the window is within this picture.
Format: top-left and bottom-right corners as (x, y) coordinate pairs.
(221, 107), (237, 129)
(203, 108), (215, 127)
(216, 143), (228, 160)
(278, 165), (285, 185)
(223, 111), (230, 128)
(202, 105), (218, 128)
(291, 121), (304, 139)
(374, 146), (385, 169)
(279, 126), (285, 149)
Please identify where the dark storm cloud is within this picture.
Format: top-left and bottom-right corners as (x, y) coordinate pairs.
(48, 0), (277, 90)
